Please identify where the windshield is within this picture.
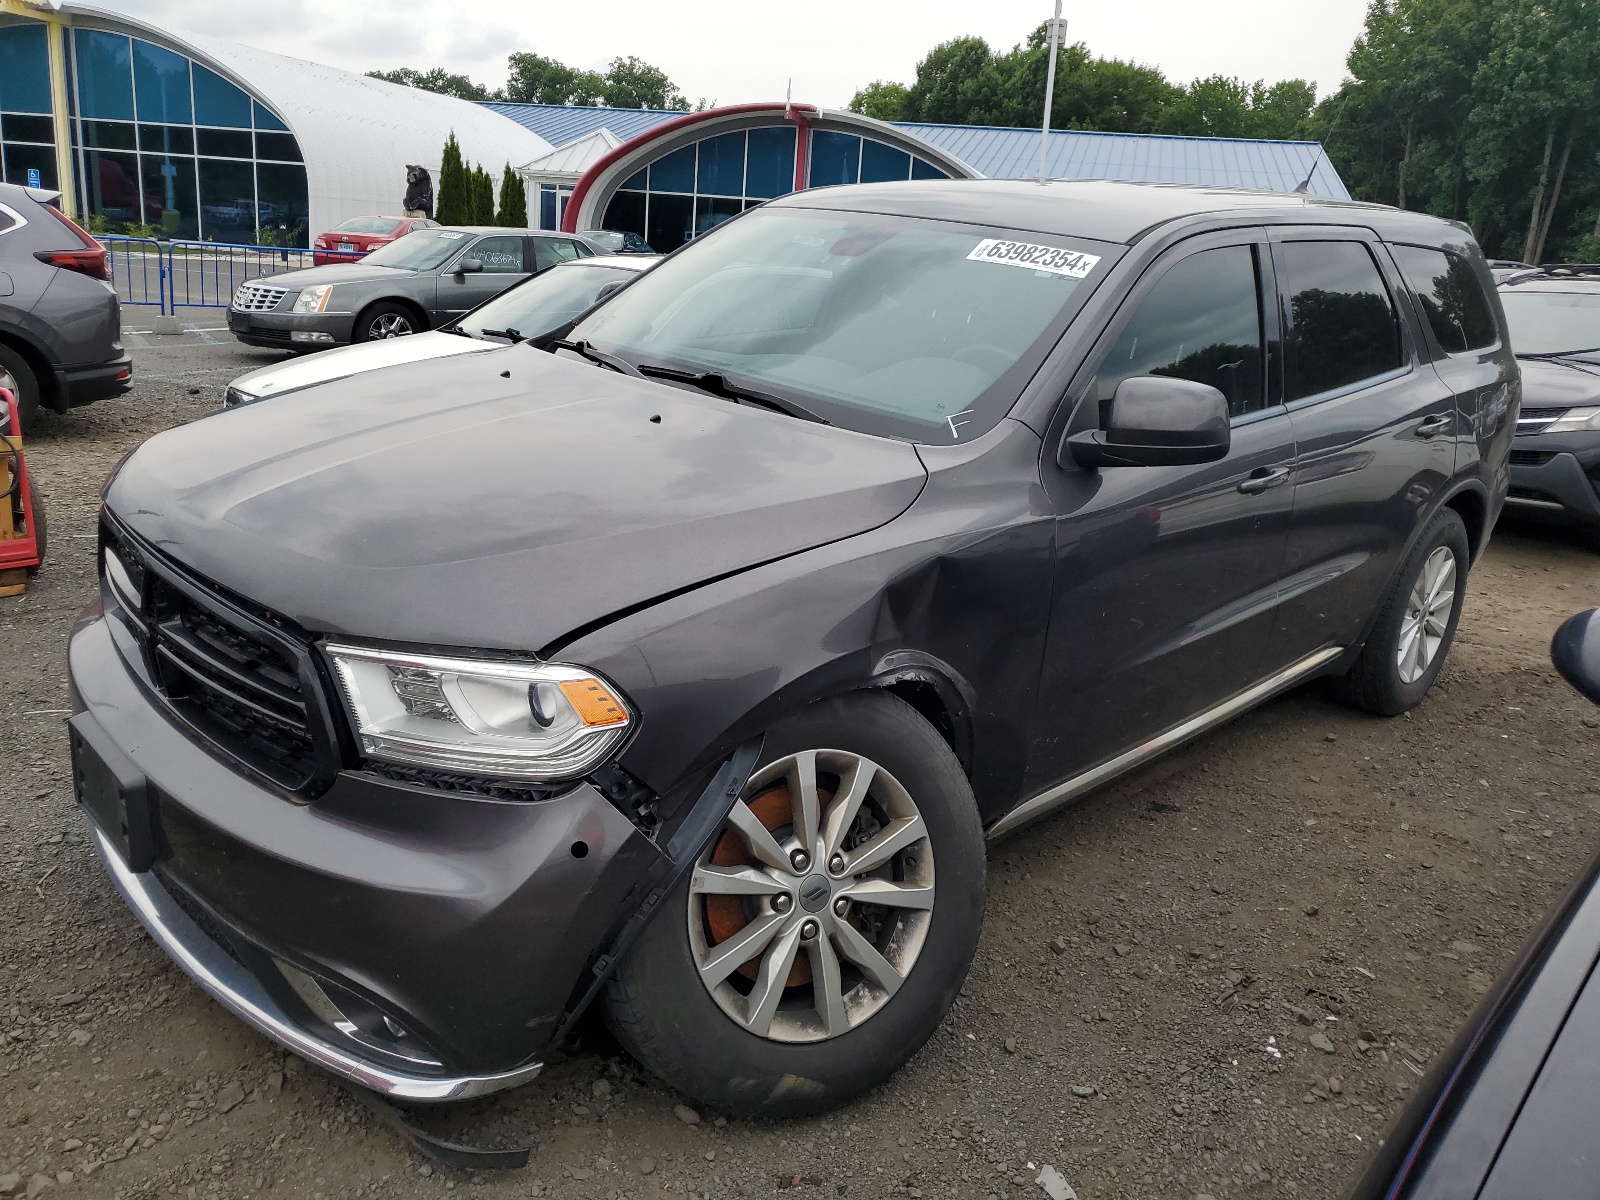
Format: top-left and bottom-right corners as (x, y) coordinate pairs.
(459, 262), (640, 340)
(334, 217), (404, 236)
(568, 207), (1111, 442)
(583, 231), (625, 250)
(1501, 290), (1600, 356)
(361, 229), (471, 270)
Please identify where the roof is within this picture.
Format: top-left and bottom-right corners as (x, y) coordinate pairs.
(518, 128), (622, 177)
(892, 124), (1350, 200)
(774, 178), (1398, 245)
(482, 102), (683, 147)
(63, 5), (553, 233)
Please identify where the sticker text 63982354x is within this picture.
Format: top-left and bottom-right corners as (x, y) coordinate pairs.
(965, 239), (1099, 279)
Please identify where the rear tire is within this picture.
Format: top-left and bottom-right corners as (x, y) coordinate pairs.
(352, 302), (421, 342)
(1339, 508), (1469, 715)
(0, 344), (40, 432)
(604, 692), (985, 1117)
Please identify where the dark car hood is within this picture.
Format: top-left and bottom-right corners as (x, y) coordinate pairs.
(108, 348), (927, 651)
(262, 263), (419, 289)
(1519, 357), (1600, 409)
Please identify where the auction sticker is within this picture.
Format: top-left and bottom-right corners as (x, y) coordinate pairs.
(966, 238), (1099, 278)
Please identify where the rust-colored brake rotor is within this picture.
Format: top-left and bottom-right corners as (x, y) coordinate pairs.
(704, 783), (835, 987)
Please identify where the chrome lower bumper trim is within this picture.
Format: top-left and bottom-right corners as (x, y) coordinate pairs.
(988, 645), (1345, 841)
(1503, 495), (1566, 511)
(88, 826), (543, 1102)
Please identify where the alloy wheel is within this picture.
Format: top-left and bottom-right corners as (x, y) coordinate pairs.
(369, 313), (413, 338)
(1397, 545), (1457, 684)
(688, 749), (936, 1043)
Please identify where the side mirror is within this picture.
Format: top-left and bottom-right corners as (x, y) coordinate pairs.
(456, 257), (483, 275)
(595, 280), (626, 302)
(1062, 376), (1231, 469)
(1552, 609), (1600, 705)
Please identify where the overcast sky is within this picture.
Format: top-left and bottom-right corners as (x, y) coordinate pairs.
(91, 0), (1370, 110)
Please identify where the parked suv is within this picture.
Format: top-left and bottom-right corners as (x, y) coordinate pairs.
(0, 182), (131, 430)
(227, 227), (600, 349)
(71, 181), (1513, 1118)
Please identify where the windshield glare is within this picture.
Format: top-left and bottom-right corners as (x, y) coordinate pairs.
(1501, 290), (1600, 355)
(569, 208), (1108, 441)
(460, 263), (638, 340)
(361, 229), (470, 270)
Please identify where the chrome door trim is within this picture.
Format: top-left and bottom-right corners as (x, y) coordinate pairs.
(987, 645), (1345, 841)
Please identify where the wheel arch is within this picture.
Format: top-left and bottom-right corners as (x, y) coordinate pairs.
(0, 327), (60, 411)
(861, 650), (977, 779)
(355, 296), (429, 336)
(1441, 481), (1490, 564)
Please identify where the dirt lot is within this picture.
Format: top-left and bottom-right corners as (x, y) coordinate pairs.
(3, 332), (1599, 1200)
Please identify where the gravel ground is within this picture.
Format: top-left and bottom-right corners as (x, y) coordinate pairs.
(3, 333), (1599, 1200)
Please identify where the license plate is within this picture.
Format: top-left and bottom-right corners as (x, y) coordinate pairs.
(338, 242), (355, 251)
(70, 712), (156, 872)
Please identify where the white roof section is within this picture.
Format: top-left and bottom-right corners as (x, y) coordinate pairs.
(66, 5), (553, 233)
(517, 128), (622, 180)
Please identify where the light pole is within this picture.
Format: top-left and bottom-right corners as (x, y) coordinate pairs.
(1038, 0), (1066, 182)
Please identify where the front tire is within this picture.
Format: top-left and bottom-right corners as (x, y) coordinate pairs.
(352, 302), (421, 342)
(604, 692), (985, 1117)
(1340, 508), (1469, 715)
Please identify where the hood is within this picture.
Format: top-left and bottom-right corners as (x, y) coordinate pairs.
(229, 331), (498, 402)
(110, 349), (927, 651)
(263, 263), (418, 290)
(1519, 357), (1600, 409)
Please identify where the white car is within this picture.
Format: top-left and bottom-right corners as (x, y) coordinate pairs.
(223, 255), (655, 409)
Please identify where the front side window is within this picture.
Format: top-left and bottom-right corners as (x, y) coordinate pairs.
(1090, 244), (1266, 419)
(570, 206), (1111, 442)
(1278, 241), (1404, 401)
(471, 235), (524, 273)
(1391, 245), (1497, 353)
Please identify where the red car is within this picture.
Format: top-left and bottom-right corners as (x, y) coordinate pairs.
(312, 215), (438, 265)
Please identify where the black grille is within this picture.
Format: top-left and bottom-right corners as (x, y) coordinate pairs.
(102, 519), (341, 795)
(245, 327), (294, 345)
(1510, 449), (1557, 466)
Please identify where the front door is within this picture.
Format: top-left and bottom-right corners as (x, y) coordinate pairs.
(437, 234), (530, 324)
(1027, 231), (1296, 794)
(1262, 232), (1458, 666)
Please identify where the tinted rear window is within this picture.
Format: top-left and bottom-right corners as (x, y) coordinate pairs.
(1278, 241), (1404, 401)
(1391, 244), (1497, 353)
(335, 217), (404, 235)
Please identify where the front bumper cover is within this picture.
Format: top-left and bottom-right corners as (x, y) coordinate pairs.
(1506, 431), (1600, 525)
(227, 308), (358, 348)
(68, 606), (660, 1099)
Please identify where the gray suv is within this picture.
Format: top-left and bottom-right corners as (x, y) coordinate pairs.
(0, 183), (131, 430)
(227, 227), (600, 349)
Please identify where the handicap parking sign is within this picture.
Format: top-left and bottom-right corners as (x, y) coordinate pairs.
(26, 168), (41, 189)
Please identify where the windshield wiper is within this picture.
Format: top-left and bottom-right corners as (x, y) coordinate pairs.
(478, 327), (525, 344)
(549, 338), (644, 378)
(1520, 346), (1600, 360)
(440, 325), (476, 338)
(634, 364), (830, 425)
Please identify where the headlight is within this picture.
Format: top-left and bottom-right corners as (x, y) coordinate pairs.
(291, 284), (333, 314)
(325, 644), (632, 781)
(1542, 406), (1600, 433)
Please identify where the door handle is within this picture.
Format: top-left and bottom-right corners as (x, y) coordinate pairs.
(1238, 466), (1291, 494)
(1416, 414), (1453, 439)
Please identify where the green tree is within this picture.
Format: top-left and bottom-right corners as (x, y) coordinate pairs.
(848, 80), (911, 121)
(600, 56), (689, 109)
(366, 67), (497, 102)
(504, 52), (604, 105)
(902, 36), (994, 123)
(496, 164), (527, 227)
(471, 166), (495, 224)
(435, 132), (469, 225)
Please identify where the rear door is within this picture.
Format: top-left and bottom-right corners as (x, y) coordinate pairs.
(1027, 229), (1296, 793)
(1262, 229), (1457, 668)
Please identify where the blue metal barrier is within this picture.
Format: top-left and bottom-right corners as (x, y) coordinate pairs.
(165, 240), (361, 311)
(102, 236), (167, 310)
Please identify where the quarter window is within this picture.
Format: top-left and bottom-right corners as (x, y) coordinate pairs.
(1092, 245), (1267, 418)
(472, 236), (524, 273)
(1278, 241), (1404, 401)
(1391, 245), (1498, 353)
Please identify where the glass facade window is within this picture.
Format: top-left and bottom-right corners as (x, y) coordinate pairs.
(0, 23), (52, 114)
(196, 127), (252, 159)
(537, 182), (572, 231)
(254, 131), (300, 162)
(132, 39), (191, 124)
(602, 123), (947, 254)
(74, 30), (135, 121)
(2, 143), (56, 190)
(193, 64), (251, 128)
(256, 161), (309, 246)
(140, 151), (197, 237)
(138, 123), (193, 155)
